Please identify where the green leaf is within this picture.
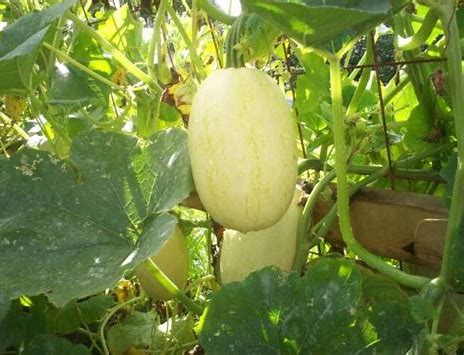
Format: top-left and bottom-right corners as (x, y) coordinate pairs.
(23, 334), (90, 355)
(391, 81), (418, 122)
(404, 103), (438, 152)
(0, 128), (193, 305)
(48, 64), (109, 106)
(97, 5), (142, 59)
(79, 295), (115, 324)
(410, 295), (437, 323)
(241, 0), (407, 54)
(0, 297), (50, 351)
(160, 102), (181, 122)
(70, 28), (113, 76)
(0, 0), (77, 94)
(47, 299), (81, 334)
(362, 273), (421, 353)
(342, 83), (377, 110)
(0, 292), (9, 326)
(295, 50), (330, 128)
(198, 258), (419, 354)
(107, 311), (158, 355)
(154, 315), (196, 352)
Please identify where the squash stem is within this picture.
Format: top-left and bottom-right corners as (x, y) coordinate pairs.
(346, 32), (374, 117)
(328, 55), (429, 289)
(433, 4), (464, 286)
(197, 0), (236, 25)
(42, 42), (122, 91)
(293, 170), (336, 272)
(166, 2), (206, 80)
(66, 11), (162, 93)
(142, 259), (204, 316)
(147, 0), (168, 80)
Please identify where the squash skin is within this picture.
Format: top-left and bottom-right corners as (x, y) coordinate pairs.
(188, 68), (297, 232)
(135, 226), (189, 300)
(220, 189), (302, 284)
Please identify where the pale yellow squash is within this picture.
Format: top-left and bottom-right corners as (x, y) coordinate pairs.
(188, 68), (297, 232)
(220, 189), (303, 284)
(135, 226), (189, 300)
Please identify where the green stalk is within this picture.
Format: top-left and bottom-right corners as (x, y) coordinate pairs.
(29, 95), (71, 145)
(313, 141), (456, 243)
(192, 0), (199, 47)
(383, 74), (410, 106)
(225, 15), (246, 68)
(147, 0), (168, 80)
(298, 159), (445, 183)
(293, 170), (337, 272)
(66, 12), (162, 93)
(328, 55), (429, 289)
(42, 42), (123, 90)
(348, 50), (366, 81)
(434, 6), (464, 285)
(46, 16), (66, 81)
(313, 167), (388, 241)
(346, 33), (374, 117)
(165, 3), (206, 80)
(99, 296), (144, 355)
(205, 217), (214, 276)
(141, 259), (204, 316)
(397, 9), (439, 51)
(0, 112), (29, 140)
(394, 14), (435, 118)
(197, 0), (236, 25)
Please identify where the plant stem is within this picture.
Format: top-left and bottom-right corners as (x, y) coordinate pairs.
(99, 296), (144, 355)
(165, 3), (206, 80)
(148, 0), (168, 80)
(346, 33), (374, 117)
(46, 15), (66, 81)
(142, 259), (204, 315)
(382, 74), (410, 106)
(29, 95), (71, 146)
(312, 167), (388, 241)
(225, 15), (246, 68)
(293, 170), (337, 272)
(328, 55), (428, 289)
(298, 159), (446, 183)
(434, 5), (464, 286)
(66, 11), (162, 93)
(42, 42), (123, 90)
(205, 217), (214, 276)
(0, 112), (29, 140)
(394, 13), (436, 121)
(398, 9), (439, 51)
(197, 0), (236, 25)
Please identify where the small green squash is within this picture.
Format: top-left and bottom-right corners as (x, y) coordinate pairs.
(135, 226), (189, 300)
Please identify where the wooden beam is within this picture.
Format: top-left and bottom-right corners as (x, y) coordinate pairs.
(314, 188), (448, 269)
(183, 188), (449, 269)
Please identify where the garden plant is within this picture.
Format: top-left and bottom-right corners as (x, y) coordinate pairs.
(1, 0), (464, 353)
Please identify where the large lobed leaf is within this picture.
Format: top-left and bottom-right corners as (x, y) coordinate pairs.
(198, 258), (419, 354)
(0, 128), (193, 305)
(242, 0), (407, 54)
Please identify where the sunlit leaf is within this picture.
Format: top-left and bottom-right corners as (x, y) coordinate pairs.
(198, 258), (419, 354)
(0, 129), (193, 305)
(0, 0), (77, 94)
(242, 0), (407, 54)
